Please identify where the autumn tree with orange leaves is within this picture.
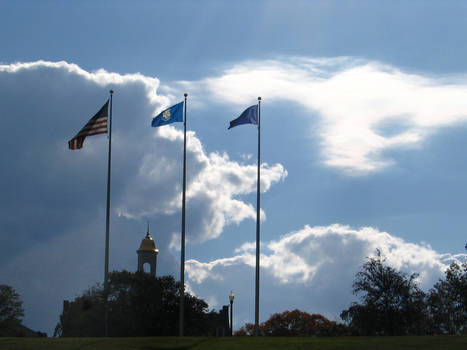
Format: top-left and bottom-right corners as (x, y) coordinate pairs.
(235, 309), (348, 336)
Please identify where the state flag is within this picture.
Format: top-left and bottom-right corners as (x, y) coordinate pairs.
(228, 105), (258, 129)
(151, 101), (184, 127)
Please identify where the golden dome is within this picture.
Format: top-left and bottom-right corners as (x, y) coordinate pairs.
(137, 232), (159, 253)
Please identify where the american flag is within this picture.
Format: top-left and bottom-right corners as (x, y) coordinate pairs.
(68, 100), (109, 150)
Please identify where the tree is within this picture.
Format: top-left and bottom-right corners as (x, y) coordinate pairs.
(235, 310), (348, 336)
(261, 309), (347, 337)
(340, 249), (427, 336)
(55, 285), (105, 337)
(427, 262), (467, 334)
(234, 322), (256, 336)
(0, 285), (24, 336)
(56, 271), (219, 337)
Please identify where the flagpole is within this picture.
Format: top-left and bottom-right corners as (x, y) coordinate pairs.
(104, 89), (113, 337)
(254, 96), (261, 336)
(179, 93), (188, 337)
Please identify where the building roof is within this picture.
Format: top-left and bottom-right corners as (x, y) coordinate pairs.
(137, 231), (159, 253)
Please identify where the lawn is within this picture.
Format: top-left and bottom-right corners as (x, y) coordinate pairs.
(0, 336), (466, 350)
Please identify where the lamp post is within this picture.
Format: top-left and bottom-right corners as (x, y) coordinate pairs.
(229, 291), (235, 336)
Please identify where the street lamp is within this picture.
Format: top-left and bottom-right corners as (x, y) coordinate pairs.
(229, 291), (235, 336)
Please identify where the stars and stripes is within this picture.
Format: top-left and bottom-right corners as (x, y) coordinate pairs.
(68, 100), (109, 150)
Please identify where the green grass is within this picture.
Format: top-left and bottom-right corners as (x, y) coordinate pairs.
(0, 336), (466, 350)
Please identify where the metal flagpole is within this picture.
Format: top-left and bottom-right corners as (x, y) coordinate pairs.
(254, 96), (261, 336)
(104, 89), (113, 337)
(179, 93), (188, 336)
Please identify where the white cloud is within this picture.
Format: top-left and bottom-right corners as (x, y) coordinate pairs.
(116, 125), (287, 243)
(180, 57), (467, 174)
(0, 60), (287, 245)
(0, 60), (168, 111)
(186, 224), (467, 327)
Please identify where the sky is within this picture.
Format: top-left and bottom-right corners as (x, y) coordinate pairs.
(1, 0), (467, 335)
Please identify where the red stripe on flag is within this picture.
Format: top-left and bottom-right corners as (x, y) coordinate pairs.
(68, 100), (109, 150)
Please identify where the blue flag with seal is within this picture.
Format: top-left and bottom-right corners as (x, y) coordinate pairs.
(228, 105), (258, 129)
(151, 101), (184, 127)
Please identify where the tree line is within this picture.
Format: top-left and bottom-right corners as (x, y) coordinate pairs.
(235, 249), (466, 336)
(1, 249), (466, 337)
(340, 249), (467, 336)
(54, 271), (223, 337)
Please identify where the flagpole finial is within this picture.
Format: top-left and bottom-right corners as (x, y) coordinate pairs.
(110, 90), (114, 95)
(184, 93), (188, 97)
(258, 96), (261, 101)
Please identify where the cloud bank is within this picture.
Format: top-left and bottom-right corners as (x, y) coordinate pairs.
(117, 126), (287, 244)
(0, 60), (286, 334)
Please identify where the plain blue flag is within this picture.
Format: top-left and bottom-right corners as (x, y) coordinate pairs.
(151, 101), (184, 127)
(228, 105), (258, 129)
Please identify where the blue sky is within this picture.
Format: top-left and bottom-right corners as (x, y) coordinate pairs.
(1, 0), (467, 335)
